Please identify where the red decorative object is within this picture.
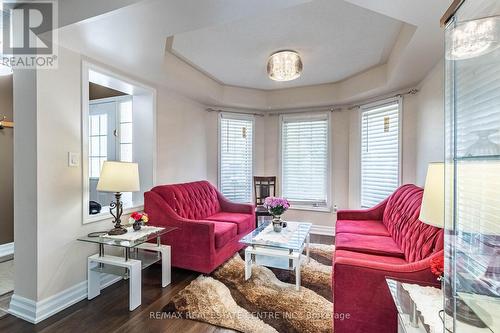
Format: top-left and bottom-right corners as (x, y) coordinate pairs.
(129, 211), (149, 223)
(430, 255), (445, 280)
(333, 184), (444, 333)
(130, 212), (142, 221)
(144, 180), (255, 274)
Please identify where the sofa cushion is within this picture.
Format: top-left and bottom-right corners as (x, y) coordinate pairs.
(335, 233), (405, 258)
(213, 222), (238, 249)
(206, 212), (253, 234)
(336, 219), (390, 236)
(151, 181), (221, 220)
(334, 249), (407, 265)
(383, 184), (444, 262)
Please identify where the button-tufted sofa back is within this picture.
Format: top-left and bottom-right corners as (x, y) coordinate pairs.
(383, 184), (444, 263)
(151, 181), (221, 220)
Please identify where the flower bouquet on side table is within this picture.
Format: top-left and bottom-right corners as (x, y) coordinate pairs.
(129, 212), (149, 231)
(263, 197), (290, 232)
(430, 255), (444, 282)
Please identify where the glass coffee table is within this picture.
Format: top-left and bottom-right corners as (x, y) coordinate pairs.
(78, 226), (176, 311)
(240, 221), (312, 290)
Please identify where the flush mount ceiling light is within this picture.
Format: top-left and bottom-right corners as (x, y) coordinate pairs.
(447, 16), (500, 60)
(267, 50), (303, 82)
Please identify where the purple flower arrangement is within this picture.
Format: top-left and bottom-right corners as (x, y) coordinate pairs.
(263, 197), (290, 217)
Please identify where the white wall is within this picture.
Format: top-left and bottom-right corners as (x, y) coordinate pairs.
(12, 45), (444, 320)
(156, 89), (209, 185)
(415, 61), (445, 186)
(13, 70), (38, 300)
(36, 47), (111, 300)
(14, 45), (214, 302)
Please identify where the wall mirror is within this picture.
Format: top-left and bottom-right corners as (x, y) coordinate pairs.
(82, 61), (156, 224)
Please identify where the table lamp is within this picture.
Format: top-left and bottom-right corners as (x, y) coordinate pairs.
(97, 161), (140, 235)
(419, 162), (445, 228)
(420, 162), (500, 328)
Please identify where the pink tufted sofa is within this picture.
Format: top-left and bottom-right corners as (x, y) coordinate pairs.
(144, 181), (255, 273)
(333, 184), (444, 333)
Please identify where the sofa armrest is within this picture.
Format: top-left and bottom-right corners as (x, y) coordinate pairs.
(333, 251), (442, 333)
(216, 190), (255, 215)
(336, 198), (388, 221)
(144, 191), (215, 254)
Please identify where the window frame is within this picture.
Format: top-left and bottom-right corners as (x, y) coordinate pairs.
(359, 97), (403, 208)
(217, 112), (255, 203)
(88, 95), (133, 178)
(279, 112), (332, 212)
(88, 111), (109, 179)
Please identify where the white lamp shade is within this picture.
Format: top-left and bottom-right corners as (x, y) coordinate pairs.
(419, 163), (445, 228)
(456, 161), (500, 235)
(96, 161), (140, 193)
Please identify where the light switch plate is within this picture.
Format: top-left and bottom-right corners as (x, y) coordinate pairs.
(68, 152), (80, 167)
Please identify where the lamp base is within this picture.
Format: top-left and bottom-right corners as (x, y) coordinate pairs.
(108, 226), (127, 235)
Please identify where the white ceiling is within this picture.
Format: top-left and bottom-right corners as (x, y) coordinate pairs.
(171, 0), (403, 90)
(56, 0), (452, 108)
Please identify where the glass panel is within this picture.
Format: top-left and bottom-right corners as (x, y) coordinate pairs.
(99, 114), (107, 135)
(120, 123), (133, 144)
(77, 226), (177, 248)
(90, 158), (100, 178)
(87, 97), (134, 216)
(120, 101), (132, 123)
(281, 115), (328, 206)
(90, 115), (99, 136)
(99, 157), (107, 172)
(100, 137), (107, 157)
(121, 192), (133, 206)
(445, 2), (500, 332)
(219, 116), (254, 203)
(240, 221), (312, 251)
(120, 143), (132, 162)
(360, 102), (400, 207)
(90, 137), (100, 157)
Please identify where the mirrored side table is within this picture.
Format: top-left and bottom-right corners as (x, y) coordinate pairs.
(386, 278), (492, 333)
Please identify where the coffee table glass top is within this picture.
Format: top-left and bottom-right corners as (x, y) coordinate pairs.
(240, 221), (312, 251)
(78, 226), (177, 248)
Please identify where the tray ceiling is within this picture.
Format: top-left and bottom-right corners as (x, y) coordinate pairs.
(170, 0), (404, 90)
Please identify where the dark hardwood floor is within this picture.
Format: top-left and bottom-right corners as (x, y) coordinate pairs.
(0, 234), (333, 333)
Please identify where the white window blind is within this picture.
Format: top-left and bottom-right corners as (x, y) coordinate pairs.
(219, 114), (254, 203)
(281, 114), (329, 208)
(361, 100), (400, 208)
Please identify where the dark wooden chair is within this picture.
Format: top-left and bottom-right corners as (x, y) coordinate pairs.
(254, 176), (276, 227)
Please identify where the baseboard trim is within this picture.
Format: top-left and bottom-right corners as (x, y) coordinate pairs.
(0, 242), (14, 262)
(310, 225), (334, 236)
(9, 273), (121, 324)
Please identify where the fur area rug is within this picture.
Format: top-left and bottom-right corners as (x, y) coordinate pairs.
(163, 244), (334, 333)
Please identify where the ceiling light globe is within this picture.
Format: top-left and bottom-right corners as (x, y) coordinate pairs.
(447, 17), (500, 60)
(267, 50), (303, 82)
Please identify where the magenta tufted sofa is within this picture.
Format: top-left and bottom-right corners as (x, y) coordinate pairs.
(333, 184), (444, 333)
(144, 181), (255, 273)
